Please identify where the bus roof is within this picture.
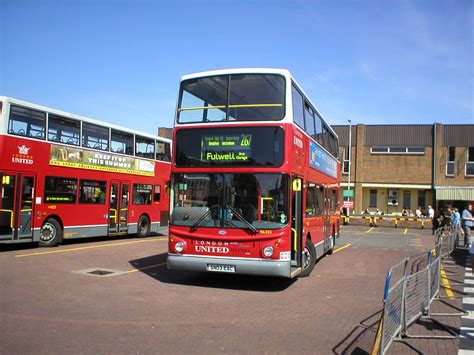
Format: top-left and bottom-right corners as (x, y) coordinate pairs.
(0, 96), (171, 143)
(180, 68), (292, 82)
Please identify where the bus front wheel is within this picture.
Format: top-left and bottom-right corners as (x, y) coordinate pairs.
(39, 218), (63, 247)
(299, 238), (316, 277)
(137, 215), (151, 238)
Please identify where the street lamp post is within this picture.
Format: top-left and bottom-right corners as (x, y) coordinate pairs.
(346, 119), (352, 216)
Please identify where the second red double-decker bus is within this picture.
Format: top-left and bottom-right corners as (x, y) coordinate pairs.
(168, 68), (341, 278)
(0, 96), (171, 247)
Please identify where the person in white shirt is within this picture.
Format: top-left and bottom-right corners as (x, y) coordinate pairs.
(428, 205), (435, 218)
(415, 207), (422, 217)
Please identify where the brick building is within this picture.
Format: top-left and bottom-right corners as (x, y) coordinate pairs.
(333, 124), (474, 215)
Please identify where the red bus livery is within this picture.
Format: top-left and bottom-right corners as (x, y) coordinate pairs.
(0, 96), (171, 247)
(168, 69), (341, 278)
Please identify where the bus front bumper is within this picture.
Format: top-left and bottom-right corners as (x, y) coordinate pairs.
(167, 254), (291, 278)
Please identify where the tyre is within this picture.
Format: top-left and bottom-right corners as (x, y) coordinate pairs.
(299, 238), (316, 277)
(137, 215), (151, 238)
(39, 218), (63, 247)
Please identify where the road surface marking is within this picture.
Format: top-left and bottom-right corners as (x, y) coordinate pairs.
(15, 237), (167, 258)
(125, 262), (167, 273)
(334, 243), (352, 253)
(441, 267), (455, 299)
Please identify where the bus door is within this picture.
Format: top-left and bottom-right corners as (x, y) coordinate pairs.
(109, 181), (130, 234)
(324, 188), (331, 251)
(291, 177), (303, 267)
(0, 172), (35, 241)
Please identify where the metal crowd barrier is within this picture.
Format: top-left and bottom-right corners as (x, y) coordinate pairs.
(372, 225), (463, 354)
(341, 214), (432, 229)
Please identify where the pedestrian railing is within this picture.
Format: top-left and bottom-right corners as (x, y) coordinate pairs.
(371, 224), (466, 355)
(341, 214), (432, 229)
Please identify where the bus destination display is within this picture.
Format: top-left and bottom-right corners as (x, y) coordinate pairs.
(201, 134), (252, 162)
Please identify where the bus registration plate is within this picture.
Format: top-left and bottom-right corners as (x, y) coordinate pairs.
(207, 264), (236, 273)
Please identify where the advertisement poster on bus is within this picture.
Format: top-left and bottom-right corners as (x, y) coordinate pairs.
(49, 144), (155, 176)
(309, 141), (338, 178)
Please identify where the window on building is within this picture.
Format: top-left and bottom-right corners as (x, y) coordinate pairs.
(48, 115), (80, 145)
(417, 191), (426, 210)
(44, 176), (78, 204)
(133, 184), (152, 205)
(292, 85), (305, 130)
(446, 146), (455, 176)
(9, 105), (46, 140)
(403, 191), (411, 209)
(79, 180), (106, 204)
(466, 147), (474, 176)
(369, 189), (377, 208)
(371, 147), (425, 154)
(342, 146), (350, 174)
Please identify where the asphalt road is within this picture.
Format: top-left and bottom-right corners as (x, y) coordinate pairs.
(0, 226), (454, 354)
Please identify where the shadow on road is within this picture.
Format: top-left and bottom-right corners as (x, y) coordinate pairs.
(129, 253), (296, 292)
(0, 232), (166, 252)
(332, 310), (381, 355)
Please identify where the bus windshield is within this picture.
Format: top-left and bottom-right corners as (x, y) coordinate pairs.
(171, 173), (289, 230)
(178, 74), (285, 123)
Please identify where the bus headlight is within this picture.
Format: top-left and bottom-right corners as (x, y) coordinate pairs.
(175, 241), (185, 253)
(263, 246), (274, 258)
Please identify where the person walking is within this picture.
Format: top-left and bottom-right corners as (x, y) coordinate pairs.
(462, 204), (474, 248)
(453, 208), (462, 247)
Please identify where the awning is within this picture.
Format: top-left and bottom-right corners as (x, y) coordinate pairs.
(435, 187), (474, 201)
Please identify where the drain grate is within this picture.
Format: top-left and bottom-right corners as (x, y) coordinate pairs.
(87, 269), (114, 276)
(72, 267), (126, 277)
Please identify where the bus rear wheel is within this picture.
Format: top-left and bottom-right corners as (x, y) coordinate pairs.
(137, 215), (151, 238)
(39, 218), (62, 247)
(299, 238), (316, 277)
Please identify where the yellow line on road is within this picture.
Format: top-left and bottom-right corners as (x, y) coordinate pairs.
(334, 243), (352, 253)
(404, 228), (408, 235)
(440, 267), (455, 299)
(15, 237), (167, 258)
(366, 227), (374, 233)
(125, 262), (167, 273)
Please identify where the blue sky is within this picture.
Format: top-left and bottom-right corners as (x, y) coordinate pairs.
(1, 0), (472, 133)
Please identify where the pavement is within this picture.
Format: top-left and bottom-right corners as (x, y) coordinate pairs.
(0, 225), (472, 354)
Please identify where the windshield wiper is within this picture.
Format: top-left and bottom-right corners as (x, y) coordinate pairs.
(190, 209), (212, 232)
(225, 204), (258, 234)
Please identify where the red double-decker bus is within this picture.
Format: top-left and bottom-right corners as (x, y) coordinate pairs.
(0, 96), (171, 247)
(168, 69), (341, 278)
